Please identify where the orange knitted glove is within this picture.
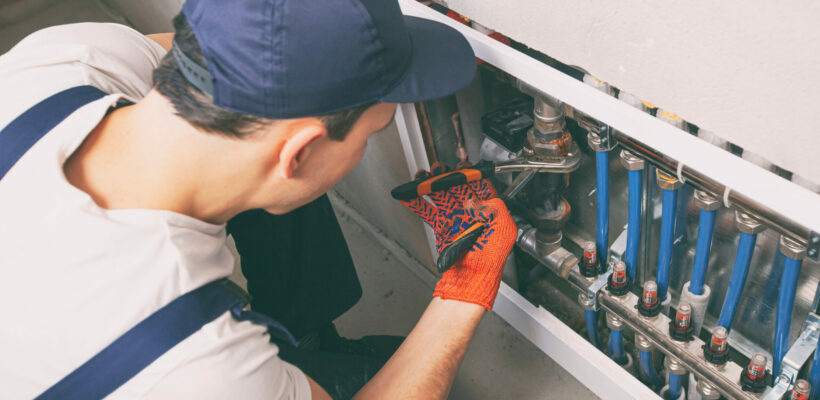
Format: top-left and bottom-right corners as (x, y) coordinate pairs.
(399, 163), (517, 310)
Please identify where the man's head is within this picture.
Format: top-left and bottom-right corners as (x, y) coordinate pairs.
(151, 0), (476, 215)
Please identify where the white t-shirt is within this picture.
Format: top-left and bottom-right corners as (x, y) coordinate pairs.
(0, 23), (310, 399)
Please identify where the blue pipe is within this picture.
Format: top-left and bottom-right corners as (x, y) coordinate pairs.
(773, 254), (802, 376)
(668, 373), (684, 399)
(689, 209), (717, 295)
(717, 232), (758, 330)
(608, 329), (627, 364)
(625, 169), (642, 282)
(585, 310), (600, 348)
(639, 350), (663, 390)
(595, 151), (609, 270)
(657, 188), (678, 302)
(810, 340), (820, 400)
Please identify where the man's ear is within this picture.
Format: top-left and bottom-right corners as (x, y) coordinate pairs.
(279, 120), (327, 179)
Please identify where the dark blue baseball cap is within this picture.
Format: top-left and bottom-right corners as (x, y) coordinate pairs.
(177, 0), (476, 119)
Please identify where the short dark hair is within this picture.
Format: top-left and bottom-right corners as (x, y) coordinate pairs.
(152, 13), (374, 140)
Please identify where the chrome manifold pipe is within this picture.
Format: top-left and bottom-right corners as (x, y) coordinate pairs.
(515, 226), (765, 400)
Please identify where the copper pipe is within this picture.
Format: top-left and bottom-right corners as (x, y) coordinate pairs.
(414, 102), (439, 165)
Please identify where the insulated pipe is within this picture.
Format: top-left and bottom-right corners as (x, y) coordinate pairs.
(621, 150), (644, 282)
(665, 356), (687, 399)
(608, 329), (627, 363)
(810, 339), (820, 400)
(717, 212), (765, 330)
(639, 351), (662, 389)
(682, 191), (722, 335)
(594, 149), (610, 269)
(585, 309), (600, 348)
(774, 236), (807, 377)
(656, 169), (682, 302)
(636, 335), (663, 390)
(607, 312), (628, 365)
(668, 374), (684, 399)
(689, 191), (721, 294)
(689, 208), (716, 293)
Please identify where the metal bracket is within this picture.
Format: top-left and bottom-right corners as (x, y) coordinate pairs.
(807, 231), (820, 262)
(598, 124), (615, 150)
(763, 312), (820, 400)
(586, 265), (613, 311)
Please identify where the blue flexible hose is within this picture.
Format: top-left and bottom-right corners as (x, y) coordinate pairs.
(595, 151), (609, 270)
(625, 169), (642, 282)
(668, 373), (684, 399)
(585, 309), (600, 348)
(657, 188), (677, 302)
(689, 209), (716, 295)
(717, 232), (757, 330)
(810, 339), (820, 400)
(608, 329), (627, 364)
(639, 350), (662, 390)
(773, 254), (802, 377)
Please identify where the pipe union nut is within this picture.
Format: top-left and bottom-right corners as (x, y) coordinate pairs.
(780, 235), (807, 260)
(619, 150), (645, 171)
(587, 132), (608, 152)
(634, 334), (653, 352)
(735, 211), (766, 235)
(605, 312), (623, 330)
(693, 190), (721, 211)
(656, 169), (683, 190)
(664, 356), (686, 375)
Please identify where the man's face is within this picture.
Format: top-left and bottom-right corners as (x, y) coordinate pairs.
(263, 102), (398, 214)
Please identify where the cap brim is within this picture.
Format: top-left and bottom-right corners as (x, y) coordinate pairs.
(380, 16), (476, 103)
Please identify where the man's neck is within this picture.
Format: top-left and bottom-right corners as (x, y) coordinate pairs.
(64, 90), (256, 224)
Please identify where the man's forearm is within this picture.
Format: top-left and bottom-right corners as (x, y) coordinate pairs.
(353, 297), (485, 400)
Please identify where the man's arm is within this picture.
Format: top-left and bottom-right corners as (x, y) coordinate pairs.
(354, 298), (484, 399)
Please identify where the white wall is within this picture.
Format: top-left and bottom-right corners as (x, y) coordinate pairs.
(445, 0), (820, 185)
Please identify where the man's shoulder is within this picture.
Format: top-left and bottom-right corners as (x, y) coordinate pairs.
(0, 22), (166, 125)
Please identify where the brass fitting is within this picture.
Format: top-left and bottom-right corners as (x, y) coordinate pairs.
(693, 190), (721, 211)
(697, 381), (720, 400)
(635, 334), (653, 352)
(606, 312), (624, 331)
(664, 356), (686, 375)
(656, 169), (682, 190)
(780, 236), (807, 260)
(619, 150), (644, 171)
(735, 211), (766, 235)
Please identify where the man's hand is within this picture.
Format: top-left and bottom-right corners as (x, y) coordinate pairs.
(399, 162), (517, 310)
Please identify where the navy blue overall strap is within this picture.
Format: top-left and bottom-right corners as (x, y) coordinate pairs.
(36, 279), (297, 400)
(0, 85), (106, 180)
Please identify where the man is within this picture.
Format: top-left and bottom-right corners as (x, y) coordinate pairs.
(0, 0), (516, 398)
